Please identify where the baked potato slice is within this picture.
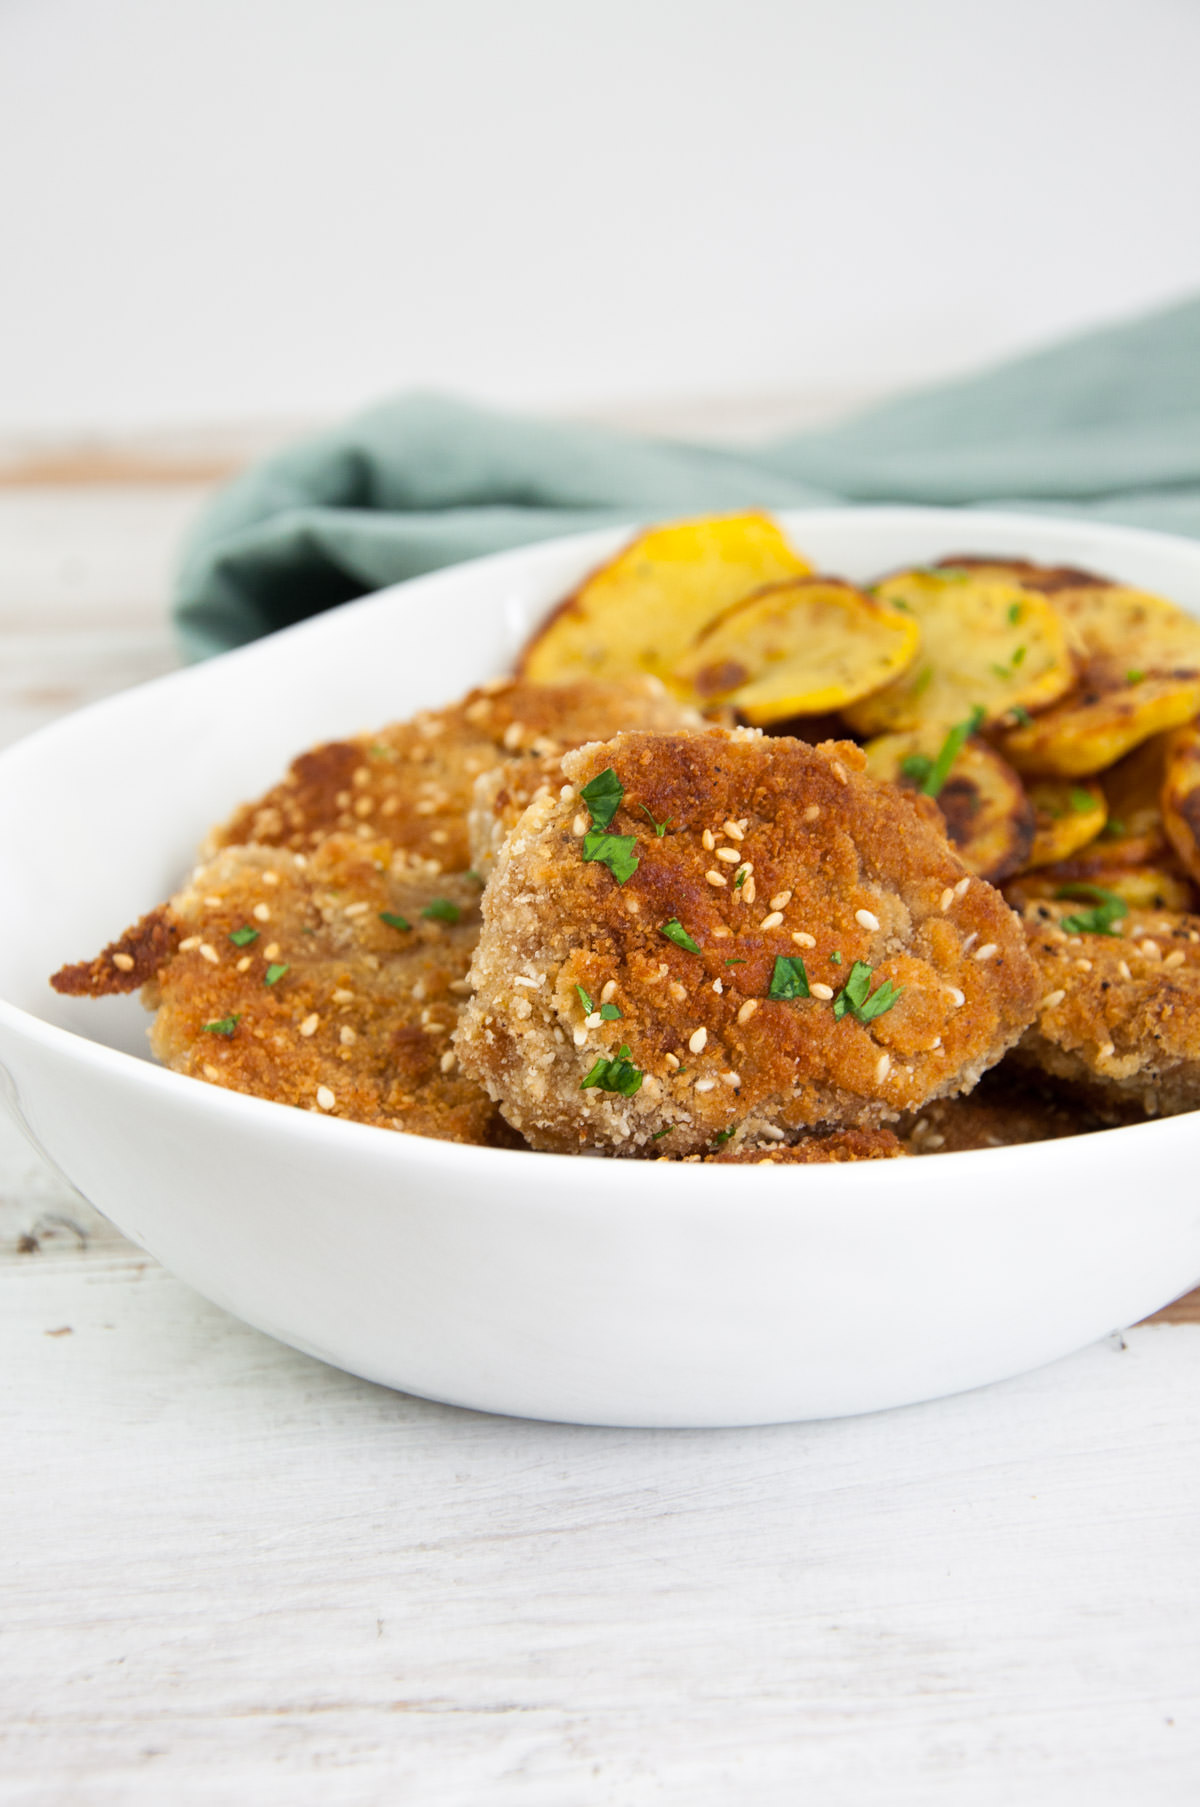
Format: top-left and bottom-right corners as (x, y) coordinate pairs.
(1006, 862), (1195, 915)
(843, 568), (1074, 734)
(864, 724), (1034, 882)
(519, 512), (810, 688)
(1024, 779), (1108, 869)
(996, 585), (1200, 776)
(672, 577), (918, 722)
(1162, 722), (1200, 884)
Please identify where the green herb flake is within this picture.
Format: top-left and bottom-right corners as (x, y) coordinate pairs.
(1126, 669), (1146, 686)
(582, 830), (640, 885)
(830, 950), (843, 964)
(228, 926), (259, 948)
(264, 962), (289, 987)
(636, 802), (672, 837)
(911, 665), (934, 698)
(1101, 817), (1127, 839)
(900, 753), (934, 786)
(599, 1001), (624, 1021)
(379, 911), (412, 932)
(733, 866), (748, 889)
(832, 959), (904, 1023)
(1069, 788), (1096, 813)
(367, 742), (395, 760)
(922, 706), (985, 799)
(580, 1043), (644, 1097)
(202, 1014), (241, 1037)
(724, 958), (746, 966)
(651, 1125), (673, 1140)
(712, 1126), (737, 1148)
(580, 767), (624, 829)
(422, 899), (462, 924)
(660, 918), (702, 956)
(767, 955), (811, 1001)
(1055, 883), (1129, 936)
(1011, 644), (1026, 667)
(464, 869), (485, 887)
(1007, 602), (1022, 625)
(1010, 705), (1032, 727)
(575, 983), (595, 1014)
(990, 663), (1012, 682)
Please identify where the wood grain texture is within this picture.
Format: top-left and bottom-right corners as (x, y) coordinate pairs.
(2, 450), (1199, 1805)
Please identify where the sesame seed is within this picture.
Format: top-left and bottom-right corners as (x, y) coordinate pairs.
(626, 897), (640, 914)
(253, 903), (271, 922)
(202, 1063), (220, 1081)
(716, 847), (741, 863)
(299, 1013), (320, 1037)
(712, 977), (723, 994)
(332, 988), (354, 1004)
(830, 761), (847, 783)
(202, 895), (223, 908)
(723, 820), (745, 841)
(875, 1053), (891, 1082)
(263, 943), (280, 960)
(948, 986), (965, 1007)
(974, 943), (998, 961)
(712, 926), (731, 939)
(1141, 940), (1161, 958)
(1098, 1041), (1115, 1061)
(743, 877), (756, 904)
(664, 1052), (681, 1070)
(720, 1071), (740, 1087)
(236, 956), (252, 973)
(355, 797), (375, 817)
(706, 870), (728, 887)
(513, 975), (539, 988)
(855, 909), (880, 932)
(440, 1050), (456, 1073)
(111, 951), (134, 972)
(1042, 989), (1066, 1008)
(316, 1086), (336, 1111)
(694, 1078), (716, 1093)
(573, 813), (588, 836)
(689, 1027), (708, 1054)
(573, 1027), (588, 1047)
(430, 830), (449, 846)
(804, 804), (821, 822)
(261, 872), (279, 886)
(811, 982), (835, 1000)
(961, 933), (978, 955)
(770, 890), (793, 911)
(702, 829), (716, 851)
(179, 936), (200, 951)
(585, 1012), (602, 1028)
(198, 944), (219, 965)
(1075, 958), (1093, 972)
(760, 911), (784, 931)
(939, 887), (954, 912)
(669, 981), (687, 1003)
(502, 721), (525, 750)
(600, 980), (617, 1003)
(954, 877), (971, 897)
(792, 931), (816, 948)
(339, 1026), (356, 1046)
(1164, 949), (1186, 969)
(1117, 960), (1132, 981)
(343, 901), (370, 917)
(737, 999), (758, 1024)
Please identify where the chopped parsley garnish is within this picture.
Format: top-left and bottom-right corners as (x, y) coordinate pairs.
(1069, 788), (1096, 813)
(990, 663), (1011, 681)
(830, 950), (842, 964)
(832, 959), (904, 1023)
(1009, 705), (1032, 727)
(1101, 817), (1126, 839)
(911, 665), (934, 697)
(229, 926), (259, 948)
(651, 1125), (673, 1140)
(464, 870), (485, 887)
(1126, 668), (1146, 685)
(767, 955), (811, 1000)
(379, 911), (412, 932)
(712, 1126), (737, 1147)
(1007, 602), (1022, 625)
(1055, 883), (1128, 936)
(660, 918), (702, 955)
(580, 1044), (644, 1096)
(921, 706), (986, 799)
(724, 958), (746, 966)
(202, 1014), (241, 1037)
(422, 899), (461, 924)
(636, 802), (672, 837)
(600, 1001), (623, 1021)
(582, 829), (640, 884)
(575, 983), (595, 1014)
(264, 962), (289, 986)
(733, 866), (748, 889)
(368, 742), (395, 759)
(900, 753), (934, 785)
(580, 767), (624, 829)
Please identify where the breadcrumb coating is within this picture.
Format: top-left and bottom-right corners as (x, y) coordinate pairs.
(898, 1066), (1110, 1153)
(53, 837), (506, 1145)
(1014, 899), (1200, 1115)
(703, 1126), (907, 1164)
(208, 676), (700, 872)
(454, 728), (1041, 1155)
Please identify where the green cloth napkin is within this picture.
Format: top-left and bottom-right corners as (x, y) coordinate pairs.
(175, 297), (1200, 661)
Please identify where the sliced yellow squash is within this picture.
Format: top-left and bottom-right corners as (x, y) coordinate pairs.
(864, 724), (1034, 882)
(1024, 779), (1107, 869)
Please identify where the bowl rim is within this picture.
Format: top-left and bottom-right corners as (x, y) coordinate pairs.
(4, 500), (1199, 1197)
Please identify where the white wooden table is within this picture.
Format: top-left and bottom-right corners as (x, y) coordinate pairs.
(2, 448), (1199, 1805)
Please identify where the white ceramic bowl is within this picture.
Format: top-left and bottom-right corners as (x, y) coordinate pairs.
(3, 509), (1200, 1426)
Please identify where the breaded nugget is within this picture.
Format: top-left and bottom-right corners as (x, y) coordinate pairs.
(1014, 899), (1200, 1115)
(704, 1126), (907, 1164)
(455, 728), (1040, 1155)
(52, 837), (505, 1145)
(208, 677), (700, 873)
(468, 754), (565, 876)
(899, 1065), (1109, 1154)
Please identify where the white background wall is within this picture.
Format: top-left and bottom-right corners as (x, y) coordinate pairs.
(3, 0), (1199, 437)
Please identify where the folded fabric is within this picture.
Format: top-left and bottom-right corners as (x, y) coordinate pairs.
(175, 296), (1200, 660)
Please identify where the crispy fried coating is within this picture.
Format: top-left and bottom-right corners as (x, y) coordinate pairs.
(899, 1065), (1109, 1153)
(468, 753), (566, 876)
(208, 677), (700, 873)
(704, 1126), (907, 1164)
(54, 838), (506, 1145)
(1014, 899), (1200, 1115)
(454, 728), (1040, 1156)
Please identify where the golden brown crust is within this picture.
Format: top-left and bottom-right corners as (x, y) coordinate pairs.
(705, 1125), (907, 1164)
(1014, 899), (1200, 1114)
(51, 906), (179, 997)
(455, 728), (1041, 1155)
(208, 677), (700, 872)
